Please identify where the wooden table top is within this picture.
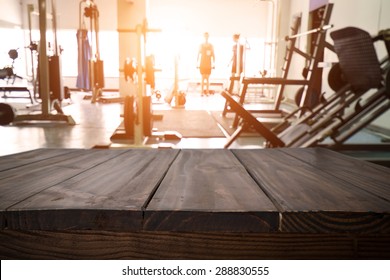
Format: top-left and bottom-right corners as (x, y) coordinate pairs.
(1, 148), (389, 234)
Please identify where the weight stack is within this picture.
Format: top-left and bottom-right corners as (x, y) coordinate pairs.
(93, 60), (105, 89)
(48, 55), (63, 101)
(143, 96), (152, 137)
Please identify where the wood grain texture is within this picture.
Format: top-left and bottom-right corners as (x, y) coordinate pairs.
(144, 149), (278, 232)
(0, 148), (76, 172)
(281, 148), (390, 200)
(3, 149), (179, 230)
(0, 149), (125, 210)
(0, 230), (389, 259)
(1, 148), (390, 259)
(281, 212), (390, 234)
(233, 148), (390, 233)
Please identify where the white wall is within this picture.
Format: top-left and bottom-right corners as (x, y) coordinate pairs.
(148, 0), (272, 81)
(0, 1), (24, 80)
(149, 0), (269, 38)
(0, 0), (22, 27)
(2, 0), (272, 88)
(20, 0), (117, 30)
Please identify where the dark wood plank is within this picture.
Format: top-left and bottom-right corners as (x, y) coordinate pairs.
(5, 149), (179, 231)
(1, 230), (389, 259)
(233, 148), (390, 233)
(0, 148), (389, 259)
(281, 148), (390, 200)
(144, 149), (278, 232)
(0, 149), (127, 210)
(0, 149), (129, 229)
(0, 148), (77, 172)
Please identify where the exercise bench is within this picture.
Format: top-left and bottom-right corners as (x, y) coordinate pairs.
(0, 86), (34, 104)
(221, 26), (390, 149)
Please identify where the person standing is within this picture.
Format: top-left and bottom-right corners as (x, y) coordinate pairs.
(230, 33), (244, 77)
(197, 32), (215, 96)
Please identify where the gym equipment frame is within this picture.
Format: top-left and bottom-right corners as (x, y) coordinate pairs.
(221, 26), (390, 149)
(0, 48), (35, 104)
(223, 3), (334, 129)
(113, 20), (182, 146)
(0, 86), (34, 104)
(11, 0), (75, 125)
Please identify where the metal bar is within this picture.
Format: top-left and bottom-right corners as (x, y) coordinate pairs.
(292, 47), (311, 59)
(335, 100), (390, 144)
(285, 24), (333, 41)
(298, 3), (334, 114)
(27, 4), (36, 84)
(38, 0), (50, 115)
(241, 77), (310, 86)
(271, 14), (302, 110)
(221, 91), (285, 148)
(51, 0), (58, 55)
(134, 24), (144, 146)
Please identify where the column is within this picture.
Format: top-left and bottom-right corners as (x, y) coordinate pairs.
(117, 0), (147, 96)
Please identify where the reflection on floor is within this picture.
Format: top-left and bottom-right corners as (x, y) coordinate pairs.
(0, 90), (259, 155)
(1, 89), (389, 167)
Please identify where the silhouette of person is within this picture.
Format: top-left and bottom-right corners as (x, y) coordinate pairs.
(197, 32), (215, 96)
(230, 33), (244, 76)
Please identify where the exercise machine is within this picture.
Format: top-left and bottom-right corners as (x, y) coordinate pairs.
(221, 26), (390, 149)
(76, 1), (91, 91)
(0, 49), (34, 104)
(11, 0), (75, 125)
(113, 19), (158, 145)
(112, 19), (181, 146)
(82, 0), (105, 103)
(223, 3), (334, 129)
(1, 7), (38, 104)
(0, 49), (23, 84)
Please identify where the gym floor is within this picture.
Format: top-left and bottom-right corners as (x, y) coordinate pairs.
(0, 87), (267, 156)
(1, 85), (389, 162)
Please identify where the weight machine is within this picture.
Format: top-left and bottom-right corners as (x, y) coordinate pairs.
(111, 19), (181, 146)
(0, 4), (39, 104)
(221, 26), (390, 149)
(5, 0), (75, 125)
(0, 48), (35, 104)
(0, 49), (23, 84)
(223, 3), (334, 129)
(82, 0), (105, 103)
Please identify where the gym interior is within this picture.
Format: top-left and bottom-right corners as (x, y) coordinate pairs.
(0, 0), (390, 259)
